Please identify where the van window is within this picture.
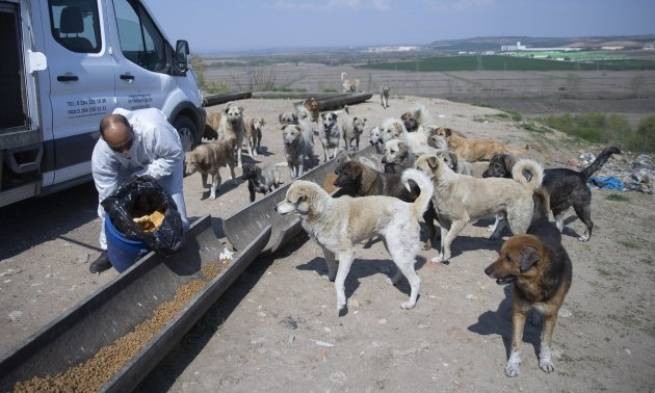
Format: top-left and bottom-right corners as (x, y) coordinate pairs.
(113, 0), (171, 74)
(48, 0), (101, 53)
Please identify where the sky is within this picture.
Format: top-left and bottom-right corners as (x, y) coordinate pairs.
(143, 0), (655, 53)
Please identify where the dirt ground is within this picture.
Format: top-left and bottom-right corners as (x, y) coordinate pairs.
(1, 97), (654, 392)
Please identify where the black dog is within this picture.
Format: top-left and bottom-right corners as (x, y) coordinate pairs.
(482, 146), (621, 241)
(242, 163), (283, 202)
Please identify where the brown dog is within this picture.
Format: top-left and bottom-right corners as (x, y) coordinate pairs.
(436, 127), (520, 162)
(484, 218), (572, 377)
(184, 140), (237, 200)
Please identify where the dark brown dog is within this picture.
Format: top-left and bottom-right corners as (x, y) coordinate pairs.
(484, 218), (572, 377)
(334, 160), (439, 249)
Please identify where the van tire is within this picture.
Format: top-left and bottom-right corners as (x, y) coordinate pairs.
(173, 115), (198, 153)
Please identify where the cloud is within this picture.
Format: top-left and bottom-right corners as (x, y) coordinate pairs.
(274, 0), (392, 11)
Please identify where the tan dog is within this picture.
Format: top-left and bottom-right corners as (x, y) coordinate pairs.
(485, 218), (572, 377)
(415, 154), (543, 264)
(244, 117), (265, 158)
(275, 169), (434, 316)
(436, 127), (518, 162)
(218, 103), (246, 167)
(184, 140), (237, 200)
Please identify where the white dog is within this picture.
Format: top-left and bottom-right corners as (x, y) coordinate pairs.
(276, 169), (434, 315)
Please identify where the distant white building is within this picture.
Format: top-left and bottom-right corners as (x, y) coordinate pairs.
(501, 41), (527, 51)
(366, 46), (419, 53)
(601, 46), (624, 51)
(500, 41), (581, 52)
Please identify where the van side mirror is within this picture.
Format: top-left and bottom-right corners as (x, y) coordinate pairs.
(174, 40), (190, 75)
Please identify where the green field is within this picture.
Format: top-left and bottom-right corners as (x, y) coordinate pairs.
(360, 55), (655, 72)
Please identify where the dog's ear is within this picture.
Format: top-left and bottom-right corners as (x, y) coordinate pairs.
(519, 245), (541, 272)
(444, 128), (453, 137)
(398, 142), (409, 158)
(449, 152), (459, 169)
(393, 122), (403, 134)
(353, 116), (358, 121)
(238, 106), (245, 114)
(321, 113), (326, 120)
(503, 154), (516, 171)
(362, 117), (367, 124)
(427, 156), (440, 170)
(224, 105), (231, 114)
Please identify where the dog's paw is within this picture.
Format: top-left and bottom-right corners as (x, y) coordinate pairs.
(577, 234), (590, 242)
(400, 301), (416, 310)
(539, 358), (555, 374)
(504, 361), (521, 377)
(337, 305), (348, 317)
(431, 255), (450, 265)
(209, 194), (217, 200)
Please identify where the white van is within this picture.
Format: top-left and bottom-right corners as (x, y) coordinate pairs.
(0, 0), (205, 207)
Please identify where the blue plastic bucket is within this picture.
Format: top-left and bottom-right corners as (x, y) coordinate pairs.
(104, 216), (150, 272)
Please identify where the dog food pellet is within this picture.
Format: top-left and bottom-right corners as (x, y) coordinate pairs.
(13, 259), (230, 393)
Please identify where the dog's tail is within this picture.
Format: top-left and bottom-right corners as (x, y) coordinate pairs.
(581, 146), (621, 180)
(511, 159), (544, 191)
(402, 169), (434, 217)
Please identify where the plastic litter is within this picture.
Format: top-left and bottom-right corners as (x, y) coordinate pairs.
(589, 176), (625, 191)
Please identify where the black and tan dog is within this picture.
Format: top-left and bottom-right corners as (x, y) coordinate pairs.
(334, 160), (439, 250)
(482, 146), (621, 241)
(484, 215), (572, 377)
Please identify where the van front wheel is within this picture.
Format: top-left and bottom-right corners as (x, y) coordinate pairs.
(173, 115), (198, 152)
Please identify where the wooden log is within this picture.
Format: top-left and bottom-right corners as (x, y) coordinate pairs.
(202, 92), (252, 107)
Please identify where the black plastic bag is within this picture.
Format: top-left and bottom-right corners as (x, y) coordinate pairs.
(101, 175), (184, 255)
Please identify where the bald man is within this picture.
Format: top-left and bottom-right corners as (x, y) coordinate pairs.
(90, 107), (189, 273)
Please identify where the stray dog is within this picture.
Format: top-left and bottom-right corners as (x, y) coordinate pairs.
(242, 162), (283, 202)
(184, 140), (237, 200)
(204, 111), (221, 139)
(275, 169), (434, 315)
(382, 139), (415, 174)
(369, 126), (384, 153)
(380, 86), (390, 109)
(427, 134), (448, 151)
(278, 112), (298, 125)
(380, 118), (437, 155)
(244, 117), (265, 157)
(415, 155), (543, 263)
(482, 146), (621, 241)
(340, 107), (367, 152)
(335, 160), (439, 250)
(401, 104), (433, 132)
(318, 112), (341, 161)
(303, 97), (320, 122)
(436, 151), (473, 176)
(282, 124), (314, 178)
(218, 103), (246, 167)
(484, 217), (572, 377)
(436, 127), (517, 162)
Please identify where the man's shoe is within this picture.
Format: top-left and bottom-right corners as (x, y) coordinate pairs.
(89, 251), (112, 273)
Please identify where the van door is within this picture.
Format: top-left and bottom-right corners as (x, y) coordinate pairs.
(43, 0), (117, 184)
(109, 0), (173, 112)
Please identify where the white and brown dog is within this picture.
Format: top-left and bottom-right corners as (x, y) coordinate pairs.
(244, 117), (265, 158)
(275, 168), (434, 316)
